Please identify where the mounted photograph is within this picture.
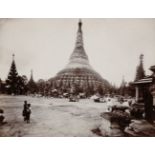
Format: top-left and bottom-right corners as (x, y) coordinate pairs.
(0, 18), (155, 137)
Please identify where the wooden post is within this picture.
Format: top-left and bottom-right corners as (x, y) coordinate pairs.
(151, 90), (155, 106)
(135, 86), (139, 102)
(143, 86), (153, 123)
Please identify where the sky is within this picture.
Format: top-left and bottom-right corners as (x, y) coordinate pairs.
(0, 18), (155, 86)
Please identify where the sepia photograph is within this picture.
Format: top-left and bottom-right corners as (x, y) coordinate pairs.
(0, 18), (155, 137)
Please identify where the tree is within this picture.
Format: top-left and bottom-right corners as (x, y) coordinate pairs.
(17, 75), (28, 95)
(0, 78), (4, 94)
(27, 80), (38, 94)
(126, 82), (135, 97)
(119, 76), (127, 96)
(37, 79), (46, 95)
(5, 55), (19, 95)
(97, 85), (104, 96)
(0, 78), (2, 93)
(86, 83), (95, 96)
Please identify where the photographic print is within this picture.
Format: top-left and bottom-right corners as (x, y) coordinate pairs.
(0, 18), (155, 137)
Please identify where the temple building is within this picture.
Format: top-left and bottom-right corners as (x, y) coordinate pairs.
(133, 55), (155, 122)
(50, 20), (110, 95)
(134, 54), (146, 102)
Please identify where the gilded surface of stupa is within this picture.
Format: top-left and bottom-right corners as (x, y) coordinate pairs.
(51, 20), (110, 94)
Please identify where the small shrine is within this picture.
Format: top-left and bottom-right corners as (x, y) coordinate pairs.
(133, 65), (155, 122)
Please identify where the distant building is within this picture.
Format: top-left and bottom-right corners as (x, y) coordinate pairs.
(50, 20), (110, 95)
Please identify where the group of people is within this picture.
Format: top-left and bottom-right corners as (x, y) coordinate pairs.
(22, 100), (31, 123)
(0, 100), (31, 126)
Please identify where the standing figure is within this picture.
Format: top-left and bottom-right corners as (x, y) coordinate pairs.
(25, 104), (31, 123)
(22, 100), (28, 121)
(0, 109), (7, 125)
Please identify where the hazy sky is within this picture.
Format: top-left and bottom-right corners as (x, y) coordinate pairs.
(0, 18), (155, 86)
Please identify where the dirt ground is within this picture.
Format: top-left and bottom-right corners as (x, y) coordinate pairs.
(0, 95), (112, 137)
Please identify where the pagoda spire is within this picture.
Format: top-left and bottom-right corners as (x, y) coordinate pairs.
(27, 69), (38, 94)
(69, 19), (88, 62)
(140, 54), (144, 64)
(5, 54), (19, 94)
(78, 19), (82, 32)
(75, 19), (84, 48)
(121, 76), (126, 87)
(11, 54), (16, 68)
(12, 53), (15, 61)
(10, 53), (17, 75)
(30, 69), (34, 81)
(135, 54), (145, 81)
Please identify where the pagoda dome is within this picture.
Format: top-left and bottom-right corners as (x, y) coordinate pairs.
(51, 20), (110, 95)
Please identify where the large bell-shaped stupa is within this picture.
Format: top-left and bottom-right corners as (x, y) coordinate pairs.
(51, 20), (110, 94)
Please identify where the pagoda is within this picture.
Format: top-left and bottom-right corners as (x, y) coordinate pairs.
(27, 70), (38, 94)
(51, 20), (110, 95)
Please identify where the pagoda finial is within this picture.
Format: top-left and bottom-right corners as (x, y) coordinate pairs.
(31, 69), (33, 75)
(135, 54), (145, 81)
(121, 75), (126, 86)
(12, 53), (15, 61)
(30, 69), (33, 80)
(140, 54), (144, 63)
(78, 19), (82, 32)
